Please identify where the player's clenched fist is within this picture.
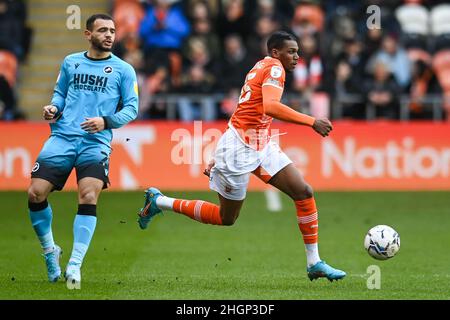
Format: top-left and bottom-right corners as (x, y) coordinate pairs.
(43, 105), (58, 120)
(312, 118), (333, 137)
(203, 159), (215, 177)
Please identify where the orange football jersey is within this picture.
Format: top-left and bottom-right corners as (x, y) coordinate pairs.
(230, 56), (286, 150)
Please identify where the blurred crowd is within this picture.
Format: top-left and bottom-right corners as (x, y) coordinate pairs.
(2, 0), (450, 121)
(0, 0), (29, 120)
(112, 0), (450, 121)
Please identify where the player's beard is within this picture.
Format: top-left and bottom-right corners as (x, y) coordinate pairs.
(91, 37), (113, 52)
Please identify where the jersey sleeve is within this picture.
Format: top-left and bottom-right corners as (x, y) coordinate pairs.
(261, 63), (285, 92)
(50, 57), (69, 115)
(103, 64), (139, 129)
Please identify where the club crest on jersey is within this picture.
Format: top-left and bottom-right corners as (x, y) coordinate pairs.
(31, 162), (40, 173)
(103, 66), (113, 74)
(246, 73), (256, 81)
(270, 66), (282, 78)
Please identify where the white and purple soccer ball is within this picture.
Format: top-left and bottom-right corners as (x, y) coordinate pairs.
(364, 225), (400, 260)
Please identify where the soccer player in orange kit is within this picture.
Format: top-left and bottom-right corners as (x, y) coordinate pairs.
(138, 31), (345, 281)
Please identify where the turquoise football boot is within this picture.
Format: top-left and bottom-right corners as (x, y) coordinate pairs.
(138, 187), (163, 230)
(43, 244), (62, 282)
(307, 261), (346, 282)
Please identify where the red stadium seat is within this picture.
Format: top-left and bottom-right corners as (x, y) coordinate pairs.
(0, 50), (18, 88)
(113, 0), (145, 41)
(292, 4), (324, 32)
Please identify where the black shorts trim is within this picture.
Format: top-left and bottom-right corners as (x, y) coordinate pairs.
(76, 163), (110, 189)
(30, 162), (71, 191)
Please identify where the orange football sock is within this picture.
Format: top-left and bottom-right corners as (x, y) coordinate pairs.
(173, 199), (223, 225)
(295, 197), (319, 244)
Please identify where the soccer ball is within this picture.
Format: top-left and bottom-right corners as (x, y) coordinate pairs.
(364, 225), (400, 260)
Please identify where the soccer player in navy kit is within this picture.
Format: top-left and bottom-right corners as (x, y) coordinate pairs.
(27, 14), (138, 289)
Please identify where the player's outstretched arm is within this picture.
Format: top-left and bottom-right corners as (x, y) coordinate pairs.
(262, 85), (332, 137)
(203, 159), (215, 177)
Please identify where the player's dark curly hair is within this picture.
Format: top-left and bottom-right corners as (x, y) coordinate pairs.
(86, 13), (114, 31)
(267, 31), (297, 53)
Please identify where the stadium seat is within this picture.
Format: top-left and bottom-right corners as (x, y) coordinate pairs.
(0, 50), (18, 88)
(395, 4), (429, 35)
(113, 0), (145, 41)
(430, 4), (450, 36)
(292, 4), (324, 32)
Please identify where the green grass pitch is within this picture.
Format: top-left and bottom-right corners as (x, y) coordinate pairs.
(1, 191), (449, 299)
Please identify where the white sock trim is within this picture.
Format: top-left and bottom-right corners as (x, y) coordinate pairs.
(155, 196), (175, 210)
(305, 243), (321, 267)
